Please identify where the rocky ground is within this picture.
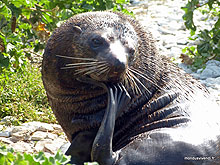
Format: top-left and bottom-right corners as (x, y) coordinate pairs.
(0, 120), (67, 157)
(0, 0), (219, 157)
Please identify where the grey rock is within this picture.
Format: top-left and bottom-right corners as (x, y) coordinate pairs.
(0, 131), (11, 137)
(11, 126), (33, 141)
(178, 63), (193, 74)
(46, 138), (68, 154)
(46, 132), (58, 140)
(22, 121), (54, 132)
(200, 66), (220, 79)
(9, 141), (34, 154)
(59, 142), (71, 154)
(206, 60), (220, 66)
(44, 143), (60, 155)
(0, 137), (13, 144)
(1, 116), (17, 126)
(52, 124), (63, 132)
(35, 139), (52, 152)
(191, 73), (201, 79)
(31, 131), (48, 141)
(158, 27), (175, 35)
(215, 77), (220, 84)
(197, 68), (203, 74)
(37, 124), (54, 132)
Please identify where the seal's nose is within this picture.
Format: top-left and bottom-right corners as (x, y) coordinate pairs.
(108, 40), (127, 74)
(107, 57), (126, 82)
(113, 58), (126, 73)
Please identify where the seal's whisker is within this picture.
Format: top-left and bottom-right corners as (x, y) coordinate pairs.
(127, 71), (138, 96)
(98, 66), (109, 75)
(74, 63), (108, 75)
(83, 69), (100, 76)
(56, 55), (99, 61)
(74, 66), (98, 75)
(65, 61), (106, 67)
(125, 71), (136, 95)
(62, 63), (108, 70)
(83, 65), (109, 76)
(128, 67), (162, 90)
(61, 65), (95, 69)
(81, 64), (108, 75)
(129, 70), (151, 96)
(126, 70), (142, 95)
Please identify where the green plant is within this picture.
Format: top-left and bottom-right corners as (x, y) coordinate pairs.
(0, 145), (101, 165)
(181, 0), (220, 69)
(0, 62), (56, 125)
(0, 0), (131, 124)
(0, 0), (131, 72)
(0, 145), (71, 165)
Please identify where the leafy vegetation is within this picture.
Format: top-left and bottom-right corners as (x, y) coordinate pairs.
(181, 0), (220, 69)
(0, 0), (131, 124)
(0, 0), (131, 123)
(0, 0), (130, 72)
(0, 145), (100, 165)
(0, 62), (56, 125)
(0, 145), (71, 165)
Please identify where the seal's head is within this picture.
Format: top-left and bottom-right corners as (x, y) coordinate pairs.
(83, 28), (135, 82)
(47, 12), (138, 85)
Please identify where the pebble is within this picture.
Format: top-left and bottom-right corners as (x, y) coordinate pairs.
(0, 120), (68, 156)
(0, 131), (11, 137)
(31, 131), (49, 141)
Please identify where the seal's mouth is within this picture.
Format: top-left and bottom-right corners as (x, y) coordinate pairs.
(89, 74), (123, 83)
(88, 54), (127, 83)
(89, 67), (126, 83)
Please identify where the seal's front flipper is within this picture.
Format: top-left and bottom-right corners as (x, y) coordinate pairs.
(65, 131), (97, 165)
(91, 83), (130, 165)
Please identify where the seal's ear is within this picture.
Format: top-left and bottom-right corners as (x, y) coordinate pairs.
(73, 26), (82, 34)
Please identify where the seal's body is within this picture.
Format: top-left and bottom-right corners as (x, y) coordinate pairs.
(42, 11), (220, 164)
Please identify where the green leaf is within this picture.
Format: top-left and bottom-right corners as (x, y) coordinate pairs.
(193, 58), (204, 67)
(11, 0), (26, 8)
(49, 156), (55, 164)
(207, 0), (215, 10)
(214, 16), (220, 28)
(182, 11), (196, 31)
(105, 0), (114, 10)
(6, 152), (15, 162)
(23, 153), (40, 165)
(197, 42), (212, 54)
(199, 29), (211, 41)
(8, 4), (22, 18)
(0, 3), (12, 19)
(212, 29), (220, 44)
(34, 152), (46, 163)
(84, 162), (99, 165)
(190, 46), (196, 52)
(54, 151), (70, 164)
(59, 9), (74, 20)
(201, 52), (210, 57)
(42, 157), (52, 165)
(0, 53), (10, 68)
(116, 0), (126, 3)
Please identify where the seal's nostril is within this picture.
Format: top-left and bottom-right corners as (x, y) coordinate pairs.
(114, 59), (126, 72)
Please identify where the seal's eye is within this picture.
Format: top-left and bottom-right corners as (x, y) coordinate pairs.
(91, 38), (103, 48)
(128, 48), (135, 61)
(129, 48), (135, 55)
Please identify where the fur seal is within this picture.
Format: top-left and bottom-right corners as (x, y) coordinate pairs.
(42, 11), (220, 165)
